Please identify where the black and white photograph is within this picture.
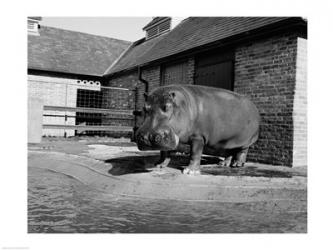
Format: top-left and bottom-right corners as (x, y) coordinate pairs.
(26, 16), (307, 233)
(5, 0), (333, 247)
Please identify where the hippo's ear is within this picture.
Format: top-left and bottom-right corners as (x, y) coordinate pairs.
(169, 92), (179, 104)
(168, 92), (177, 103)
(169, 91), (185, 108)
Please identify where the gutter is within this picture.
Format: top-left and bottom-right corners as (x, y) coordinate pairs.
(28, 68), (104, 80)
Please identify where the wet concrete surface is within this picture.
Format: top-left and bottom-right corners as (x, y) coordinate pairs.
(28, 138), (307, 233)
(29, 137), (307, 178)
(105, 154), (306, 178)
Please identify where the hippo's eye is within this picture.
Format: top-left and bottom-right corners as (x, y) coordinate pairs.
(162, 103), (172, 112)
(143, 104), (151, 113)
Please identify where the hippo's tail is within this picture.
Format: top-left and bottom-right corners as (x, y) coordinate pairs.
(248, 126), (260, 147)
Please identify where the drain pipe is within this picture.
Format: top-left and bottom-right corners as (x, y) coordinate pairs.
(138, 66), (149, 100)
(132, 66), (149, 141)
(133, 66), (148, 116)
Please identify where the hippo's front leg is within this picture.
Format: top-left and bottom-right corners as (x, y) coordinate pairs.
(183, 136), (204, 175)
(154, 151), (171, 169)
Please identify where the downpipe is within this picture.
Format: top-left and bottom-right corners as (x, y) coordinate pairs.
(132, 66), (149, 141)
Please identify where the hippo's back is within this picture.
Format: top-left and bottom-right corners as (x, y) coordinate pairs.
(178, 85), (260, 149)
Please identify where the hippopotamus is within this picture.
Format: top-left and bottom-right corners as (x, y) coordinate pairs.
(135, 84), (260, 175)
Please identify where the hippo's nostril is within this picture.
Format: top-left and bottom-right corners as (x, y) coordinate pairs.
(154, 134), (162, 144)
(148, 133), (154, 142)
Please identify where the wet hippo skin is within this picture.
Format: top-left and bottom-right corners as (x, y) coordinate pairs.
(135, 85), (260, 175)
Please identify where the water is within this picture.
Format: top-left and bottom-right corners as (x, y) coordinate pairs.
(28, 167), (306, 233)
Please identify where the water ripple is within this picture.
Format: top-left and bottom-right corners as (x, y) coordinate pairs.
(28, 167), (306, 233)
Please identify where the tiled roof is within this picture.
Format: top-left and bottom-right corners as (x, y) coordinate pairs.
(106, 34), (166, 75)
(105, 17), (303, 76)
(28, 26), (131, 76)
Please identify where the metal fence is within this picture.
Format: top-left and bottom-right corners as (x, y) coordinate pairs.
(28, 79), (136, 137)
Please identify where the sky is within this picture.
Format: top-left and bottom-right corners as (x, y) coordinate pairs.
(40, 17), (153, 42)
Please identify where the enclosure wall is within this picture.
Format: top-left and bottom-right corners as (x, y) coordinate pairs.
(234, 32), (300, 166)
(106, 32), (307, 167)
(292, 37), (307, 167)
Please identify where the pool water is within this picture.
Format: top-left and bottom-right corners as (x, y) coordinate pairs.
(28, 167), (306, 233)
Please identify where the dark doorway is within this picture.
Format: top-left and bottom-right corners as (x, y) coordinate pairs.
(195, 49), (234, 90)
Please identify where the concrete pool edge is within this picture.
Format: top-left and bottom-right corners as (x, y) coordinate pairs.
(28, 150), (307, 212)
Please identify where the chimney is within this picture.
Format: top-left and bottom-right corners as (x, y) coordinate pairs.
(28, 17), (42, 36)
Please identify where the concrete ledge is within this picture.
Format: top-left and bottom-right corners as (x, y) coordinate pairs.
(28, 150), (306, 212)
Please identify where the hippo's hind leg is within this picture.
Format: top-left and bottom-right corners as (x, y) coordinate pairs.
(231, 147), (249, 168)
(155, 151), (171, 169)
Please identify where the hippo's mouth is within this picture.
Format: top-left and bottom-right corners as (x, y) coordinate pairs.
(136, 127), (179, 151)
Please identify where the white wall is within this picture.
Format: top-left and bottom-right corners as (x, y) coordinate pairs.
(28, 74), (100, 137)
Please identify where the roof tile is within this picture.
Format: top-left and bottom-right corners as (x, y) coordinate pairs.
(28, 26), (131, 76)
(105, 17), (300, 75)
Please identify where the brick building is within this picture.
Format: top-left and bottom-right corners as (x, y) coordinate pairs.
(103, 17), (307, 167)
(28, 17), (131, 136)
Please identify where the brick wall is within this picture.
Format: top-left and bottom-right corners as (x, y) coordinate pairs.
(234, 32), (300, 166)
(106, 70), (141, 133)
(143, 65), (161, 93)
(186, 57), (195, 85)
(103, 71), (136, 137)
(106, 65), (161, 130)
(292, 37), (307, 167)
(106, 66), (161, 110)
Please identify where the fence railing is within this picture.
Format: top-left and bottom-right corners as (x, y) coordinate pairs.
(28, 79), (137, 137)
(42, 105), (134, 133)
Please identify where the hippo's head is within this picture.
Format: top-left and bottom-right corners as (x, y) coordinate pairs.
(135, 88), (190, 151)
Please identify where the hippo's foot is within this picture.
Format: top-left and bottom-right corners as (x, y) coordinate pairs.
(230, 147), (248, 168)
(154, 151), (171, 170)
(230, 161), (245, 168)
(182, 167), (201, 175)
(218, 156), (233, 167)
(154, 158), (171, 169)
